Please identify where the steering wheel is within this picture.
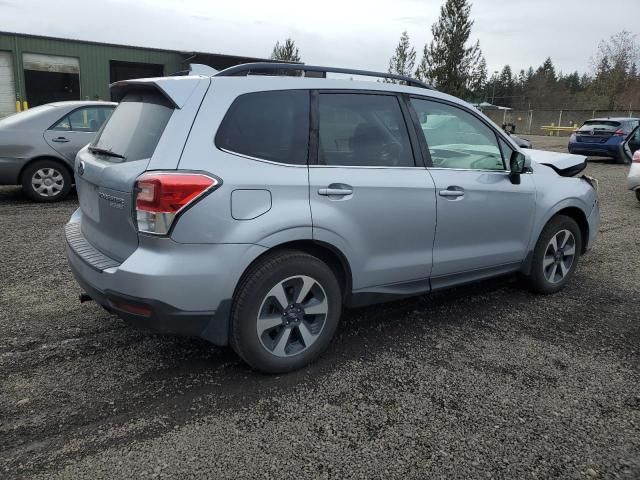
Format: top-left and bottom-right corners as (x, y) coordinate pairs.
(470, 155), (501, 170)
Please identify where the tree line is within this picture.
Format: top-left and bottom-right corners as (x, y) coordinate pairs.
(269, 0), (639, 111)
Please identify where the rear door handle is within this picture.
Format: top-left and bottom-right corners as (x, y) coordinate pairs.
(439, 187), (464, 198)
(318, 184), (353, 196)
(52, 137), (69, 143)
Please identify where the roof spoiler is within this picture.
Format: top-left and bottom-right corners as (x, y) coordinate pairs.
(109, 76), (207, 108)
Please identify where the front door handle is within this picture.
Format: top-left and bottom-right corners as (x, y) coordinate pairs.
(439, 187), (464, 198)
(52, 137), (70, 143)
(318, 184), (353, 196)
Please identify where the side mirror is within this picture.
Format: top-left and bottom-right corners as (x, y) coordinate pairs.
(510, 151), (527, 174)
(509, 151), (528, 184)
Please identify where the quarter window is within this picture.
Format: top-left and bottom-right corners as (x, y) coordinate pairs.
(215, 90), (309, 165)
(51, 116), (71, 131)
(499, 137), (513, 164)
(318, 93), (414, 167)
(411, 99), (504, 170)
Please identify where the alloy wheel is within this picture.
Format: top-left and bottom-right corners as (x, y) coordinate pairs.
(256, 275), (328, 357)
(543, 229), (576, 284)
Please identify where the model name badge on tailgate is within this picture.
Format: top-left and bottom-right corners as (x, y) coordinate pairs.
(98, 192), (125, 209)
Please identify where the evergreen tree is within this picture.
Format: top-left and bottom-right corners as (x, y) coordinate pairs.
(415, 0), (483, 97)
(498, 65), (514, 106)
(468, 54), (488, 99)
(387, 31), (416, 82)
(537, 57), (557, 82)
(526, 67), (535, 83)
(270, 38), (301, 62)
(563, 71), (581, 93)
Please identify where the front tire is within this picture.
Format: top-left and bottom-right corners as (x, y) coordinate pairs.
(230, 250), (342, 374)
(21, 159), (72, 202)
(635, 190), (640, 203)
(525, 215), (582, 294)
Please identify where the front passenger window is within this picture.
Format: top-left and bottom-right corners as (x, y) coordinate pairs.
(411, 99), (504, 171)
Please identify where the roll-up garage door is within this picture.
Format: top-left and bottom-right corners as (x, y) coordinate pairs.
(23, 53), (80, 106)
(0, 51), (16, 118)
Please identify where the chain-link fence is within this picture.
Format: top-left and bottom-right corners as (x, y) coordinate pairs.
(482, 109), (639, 136)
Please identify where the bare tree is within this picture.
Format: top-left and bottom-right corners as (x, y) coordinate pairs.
(591, 31), (639, 109)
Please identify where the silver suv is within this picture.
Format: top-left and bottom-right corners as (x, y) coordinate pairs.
(65, 63), (600, 373)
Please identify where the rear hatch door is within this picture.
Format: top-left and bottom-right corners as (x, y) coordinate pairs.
(576, 120), (620, 144)
(75, 76), (210, 262)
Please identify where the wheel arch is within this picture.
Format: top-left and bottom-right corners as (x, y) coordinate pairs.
(233, 239), (353, 305)
(554, 206), (589, 253)
(521, 205), (589, 275)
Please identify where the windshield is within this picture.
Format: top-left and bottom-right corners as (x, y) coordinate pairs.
(91, 91), (173, 161)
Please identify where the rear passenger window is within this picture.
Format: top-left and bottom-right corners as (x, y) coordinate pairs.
(69, 107), (113, 132)
(318, 93), (414, 167)
(215, 90), (309, 165)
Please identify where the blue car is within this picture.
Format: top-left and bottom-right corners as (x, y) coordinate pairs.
(568, 117), (640, 163)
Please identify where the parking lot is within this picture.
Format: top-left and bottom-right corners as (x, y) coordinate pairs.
(0, 135), (638, 479)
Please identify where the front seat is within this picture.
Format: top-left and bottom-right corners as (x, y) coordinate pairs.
(349, 123), (393, 166)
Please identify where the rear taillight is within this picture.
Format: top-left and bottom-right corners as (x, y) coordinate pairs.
(614, 129), (626, 137)
(633, 151), (640, 163)
(134, 172), (219, 235)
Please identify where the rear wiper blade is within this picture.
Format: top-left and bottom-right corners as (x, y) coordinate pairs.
(88, 146), (126, 160)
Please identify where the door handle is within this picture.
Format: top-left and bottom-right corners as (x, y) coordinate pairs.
(52, 137), (69, 143)
(318, 184), (353, 196)
(439, 187), (464, 198)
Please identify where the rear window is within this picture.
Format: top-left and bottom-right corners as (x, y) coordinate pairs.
(215, 90), (309, 165)
(91, 91), (173, 161)
(581, 120), (620, 129)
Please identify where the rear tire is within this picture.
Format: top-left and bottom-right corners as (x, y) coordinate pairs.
(524, 215), (582, 294)
(21, 159), (72, 202)
(635, 190), (640, 203)
(230, 250), (342, 374)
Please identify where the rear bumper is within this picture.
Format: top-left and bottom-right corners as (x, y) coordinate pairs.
(64, 211), (266, 345)
(568, 140), (621, 158)
(0, 156), (28, 185)
(68, 259), (230, 342)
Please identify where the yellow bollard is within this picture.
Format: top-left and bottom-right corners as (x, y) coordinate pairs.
(22, 100), (28, 111)
(15, 100), (21, 112)
(550, 122), (555, 136)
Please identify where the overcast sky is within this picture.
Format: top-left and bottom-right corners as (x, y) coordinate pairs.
(1, 0), (639, 76)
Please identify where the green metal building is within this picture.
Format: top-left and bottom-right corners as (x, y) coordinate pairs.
(0, 31), (269, 116)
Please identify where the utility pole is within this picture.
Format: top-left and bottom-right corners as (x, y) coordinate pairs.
(491, 70), (498, 104)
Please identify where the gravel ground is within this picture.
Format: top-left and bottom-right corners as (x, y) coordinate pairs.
(1, 135), (639, 479)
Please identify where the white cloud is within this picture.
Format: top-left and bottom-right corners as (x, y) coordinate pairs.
(0, 0), (638, 75)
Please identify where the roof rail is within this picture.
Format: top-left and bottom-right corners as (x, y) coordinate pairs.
(214, 62), (435, 90)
